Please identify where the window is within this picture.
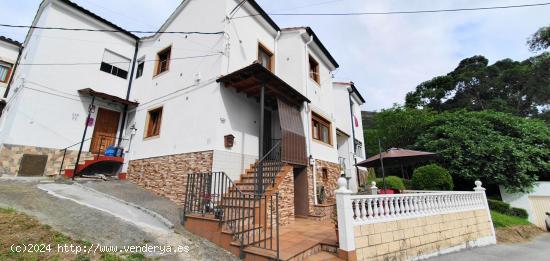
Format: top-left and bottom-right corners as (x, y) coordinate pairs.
(100, 50), (130, 79)
(322, 168), (328, 182)
(258, 43), (273, 71)
(155, 46), (171, 76)
(136, 60), (144, 78)
(145, 107), (163, 138)
(0, 62), (13, 83)
(312, 112), (331, 145)
(309, 55), (320, 84)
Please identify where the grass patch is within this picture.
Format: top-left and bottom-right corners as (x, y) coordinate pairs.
(491, 210), (530, 228)
(0, 208), (152, 261)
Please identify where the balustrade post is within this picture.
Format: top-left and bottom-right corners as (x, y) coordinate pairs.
(474, 180), (497, 243)
(335, 176), (355, 252)
(370, 181), (378, 195)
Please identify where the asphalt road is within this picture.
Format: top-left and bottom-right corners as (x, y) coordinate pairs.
(429, 234), (550, 261)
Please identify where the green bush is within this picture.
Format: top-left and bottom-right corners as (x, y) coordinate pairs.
(509, 207), (529, 219)
(376, 176), (406, 191)
(412, 164), (454, 190)
(488, 199), (511, 214)
(488, 199), (529, 219)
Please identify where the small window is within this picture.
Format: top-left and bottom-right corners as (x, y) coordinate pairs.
(322, 168), (328, 182)
(145, 107), (163, 138)
(0, 62), (13, 83)
(155, 47), (171, 76)
(312, 112), (331, 145)
(309, 55), (320, 84)
(100, 50), (130, 79)
(258, 43), (273, 71)
(136, 60), (144, 78)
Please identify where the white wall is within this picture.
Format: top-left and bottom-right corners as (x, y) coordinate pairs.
(0, 40), (20, 95)
(0, 0), (135, 150)
(500, 182), (550, 224)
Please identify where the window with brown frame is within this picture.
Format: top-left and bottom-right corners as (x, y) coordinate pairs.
(155, 47), (171, 76)
(258, 43), (273, 71)
(0, 62), (13, 83)
(309, 55), (320, 84)
(145, 107), (163, 138)
(312, 112), (331, 145)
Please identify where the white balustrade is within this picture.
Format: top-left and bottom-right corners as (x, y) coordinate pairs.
(346, 189), (487, 225)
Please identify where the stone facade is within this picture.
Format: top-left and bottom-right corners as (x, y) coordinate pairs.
(271, 165), (295, 226)
(353, 209), (495, 261)
(127, 150), (213, 205)
(311, 203), (336, 221)
(0, 144), (93, 176)
(307, 159), (341, 217)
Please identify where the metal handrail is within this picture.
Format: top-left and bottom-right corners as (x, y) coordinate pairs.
(183, 172), (280, 259)
(57, 135), (130, 176)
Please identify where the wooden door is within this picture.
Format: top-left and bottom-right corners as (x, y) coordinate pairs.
(90, 108), (120, 154)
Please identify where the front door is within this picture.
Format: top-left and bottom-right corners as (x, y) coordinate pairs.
(90, 108), (120, 154)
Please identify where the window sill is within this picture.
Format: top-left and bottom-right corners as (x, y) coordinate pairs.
(143, 135), (160, 141)
(309, 78), (321, 87)
(153, 70), (169, 79)
(313, 138), (333, 148)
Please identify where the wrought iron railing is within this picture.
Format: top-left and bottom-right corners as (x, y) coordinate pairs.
(183, 172), (280, 259)
(255, 139), (283, 194)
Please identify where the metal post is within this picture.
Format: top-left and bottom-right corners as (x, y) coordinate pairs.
(58, 149), (67, 176)
(258, 83), (265, 194)
(378, 139), (387, 192)
(73, 95), (95, 180)
(348, 88), (361, 188)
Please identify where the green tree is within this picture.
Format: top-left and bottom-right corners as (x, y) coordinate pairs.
(414, 110), (550, 192)
(363, 106), (435, 156)
(405, 54), (549, 119)
(528, 25), (550, 51)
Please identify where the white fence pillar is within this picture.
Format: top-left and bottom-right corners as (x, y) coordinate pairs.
(335, 176), (355, 252)
(370, 181), (378, 195)
(474, 180), (497, 244)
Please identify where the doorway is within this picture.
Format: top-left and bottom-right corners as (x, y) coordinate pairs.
(293, 166), (309, 216)
(90, 108), (121, 154)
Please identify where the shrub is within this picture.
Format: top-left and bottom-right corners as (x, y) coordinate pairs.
(488, 199), (529, 219)
(508, 207), (529, 219)
(488, 199), (511, 214)
(376, 176), (406, 191)
(412, 164), (454, 190)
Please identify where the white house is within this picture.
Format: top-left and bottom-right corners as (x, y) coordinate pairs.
(0, 0), (366, 226)
(0, 36), (22, 114)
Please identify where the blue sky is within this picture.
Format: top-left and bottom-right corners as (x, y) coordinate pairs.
(1, 0), (548, 110)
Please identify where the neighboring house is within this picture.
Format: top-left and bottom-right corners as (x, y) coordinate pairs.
(500, 182), (550, 230)
(0, 36), (22, 116)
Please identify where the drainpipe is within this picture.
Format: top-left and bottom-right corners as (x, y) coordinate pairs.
(3, 46), (23, 98)
(348, 86), (361, 190)
(118, 40), (140, 147)
(274, 31), (281, 74)
(303, 34), (318, 204)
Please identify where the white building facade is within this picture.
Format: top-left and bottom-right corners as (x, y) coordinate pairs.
(0, 0), (367, 216)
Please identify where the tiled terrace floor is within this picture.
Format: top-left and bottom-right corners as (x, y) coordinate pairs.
(275, 217), (341, 260)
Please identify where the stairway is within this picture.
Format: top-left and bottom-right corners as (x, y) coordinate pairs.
(183, 160), (290, 260)
(64, 155), (124, 178)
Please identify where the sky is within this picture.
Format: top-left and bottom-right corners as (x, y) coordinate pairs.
(1, 0), (548, 111)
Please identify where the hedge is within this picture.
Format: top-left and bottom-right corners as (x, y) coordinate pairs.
(412, 164), (454, 190)
(488, 199), (529, 219)
(376, 176), (406, 191)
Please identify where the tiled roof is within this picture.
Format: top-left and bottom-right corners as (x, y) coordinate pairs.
(0, 36), (22, 47)
(282, 26), (339, 68)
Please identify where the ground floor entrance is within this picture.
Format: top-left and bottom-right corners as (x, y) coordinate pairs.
(90, 108), (120, 154)
(293, 166), (309, 216)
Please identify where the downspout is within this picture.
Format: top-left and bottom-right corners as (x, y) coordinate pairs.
(348, 87), (360, 189)
(303, 34), (318, 204)
(3, 46), (23, 98)
(274, 31), (281, 74)
(118, 40), (139, 147)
